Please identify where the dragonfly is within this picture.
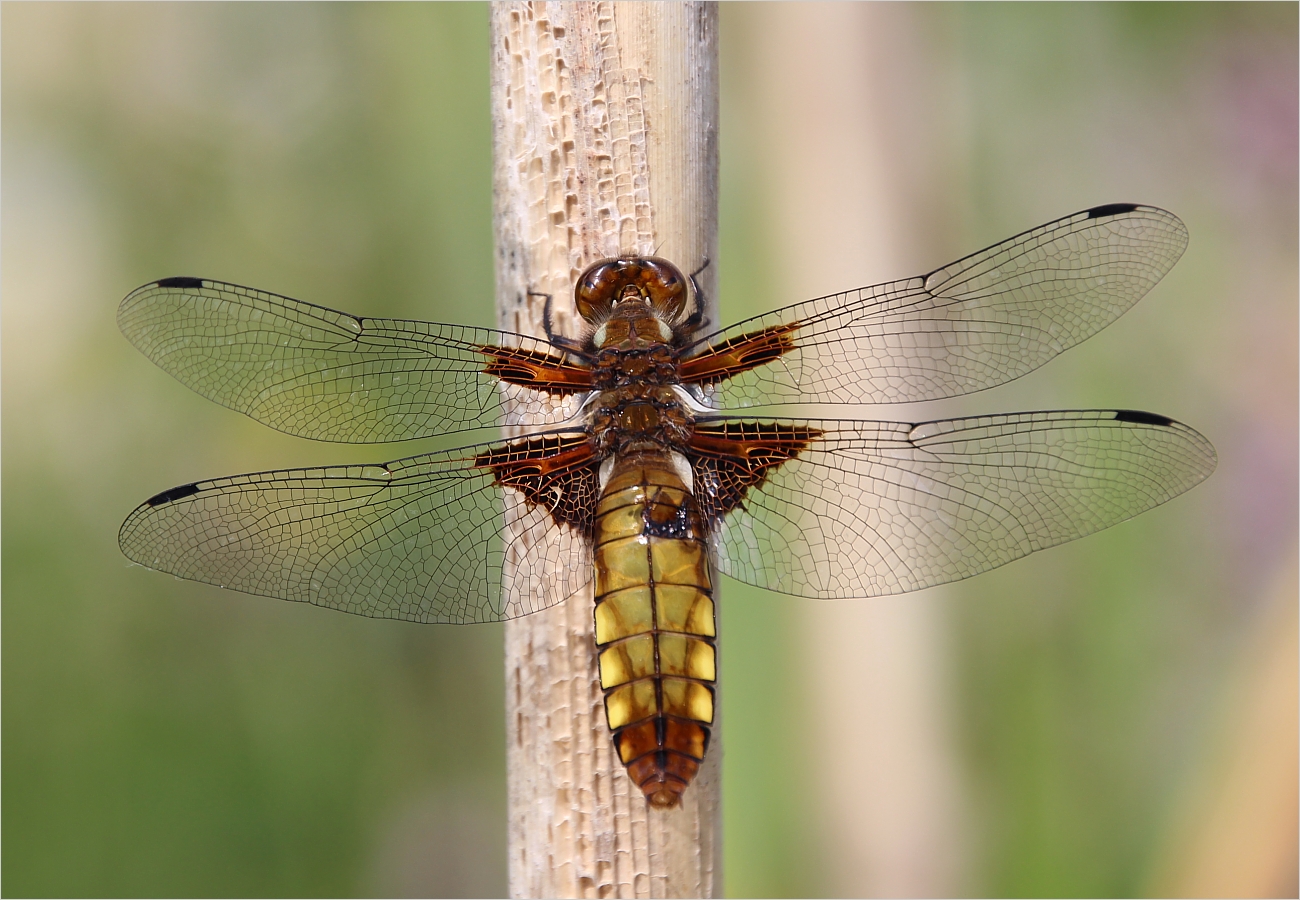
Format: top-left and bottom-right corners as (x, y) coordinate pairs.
(118, 203), (1216, 807)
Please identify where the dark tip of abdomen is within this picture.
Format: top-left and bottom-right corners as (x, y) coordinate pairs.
(146, 483), (201, 506)
(1087, 203), (1140, 219)
(154, 276), (205, 289)
(1113, 409), (1174, 427)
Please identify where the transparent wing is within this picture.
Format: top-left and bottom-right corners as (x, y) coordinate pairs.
(118, 435), (595, 623)
(697, 410), (1216, 599)
(683, 204), (1188, 407)
(118, 278), (591, 442)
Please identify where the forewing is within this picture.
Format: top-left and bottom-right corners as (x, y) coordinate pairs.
(118, 433), (597, 623)
(681, 205), (1188, 406)
(693, 411), (1216, 599)
(118, 278), (592, 442)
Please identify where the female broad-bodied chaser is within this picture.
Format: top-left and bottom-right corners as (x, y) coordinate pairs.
(118, 203), (1216, 807)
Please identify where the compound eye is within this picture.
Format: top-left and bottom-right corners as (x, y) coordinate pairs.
(574, 261), (621, 321)
(639, 258), (689, 321)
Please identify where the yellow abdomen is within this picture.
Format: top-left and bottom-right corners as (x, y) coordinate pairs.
(592, 451), (716, 808)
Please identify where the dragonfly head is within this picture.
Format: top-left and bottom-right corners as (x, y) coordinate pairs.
(575, 257), (690, 325)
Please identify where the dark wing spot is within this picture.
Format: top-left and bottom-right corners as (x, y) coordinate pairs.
(1113, 409), (1174, 427)
(146, 483), (201, 506)
(1086, 203), (1139, 219)
(154, 276), (205, 289)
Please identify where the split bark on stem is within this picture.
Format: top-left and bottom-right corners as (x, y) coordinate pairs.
(490, 3), (721, 898)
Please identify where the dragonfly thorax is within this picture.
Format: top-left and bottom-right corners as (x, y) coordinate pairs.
(588, 384), (694, 458)
(590, 344), (678, 391)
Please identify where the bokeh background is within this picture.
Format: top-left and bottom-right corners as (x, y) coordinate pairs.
(3, 3), (1294, 897)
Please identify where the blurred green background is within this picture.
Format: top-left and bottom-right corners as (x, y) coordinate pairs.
(3, 3), (1294, 897)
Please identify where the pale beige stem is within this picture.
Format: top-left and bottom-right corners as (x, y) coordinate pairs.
(490, 3), (720, 897)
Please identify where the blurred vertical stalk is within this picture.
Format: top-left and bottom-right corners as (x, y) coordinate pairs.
(490, 3), (720, 897)
(739, 4), (971, 895)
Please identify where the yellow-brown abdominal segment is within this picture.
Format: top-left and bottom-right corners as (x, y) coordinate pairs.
(593, 453), (716, 808)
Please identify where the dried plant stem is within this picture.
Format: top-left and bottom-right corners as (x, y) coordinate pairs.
(490, 3), (720, 897)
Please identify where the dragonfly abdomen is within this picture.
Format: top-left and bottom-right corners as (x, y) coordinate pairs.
(592, 450), (716, 808)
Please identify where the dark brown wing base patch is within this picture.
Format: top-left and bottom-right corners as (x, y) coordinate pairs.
(474, 434), (598, 534)
(678, 323), (799, 385)
(689, 421), (823, 520)
(478, 345), (594, 393)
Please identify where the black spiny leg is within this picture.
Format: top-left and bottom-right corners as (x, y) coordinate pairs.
(533, 289), (587, 356)
(679, 258), (712, 335)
